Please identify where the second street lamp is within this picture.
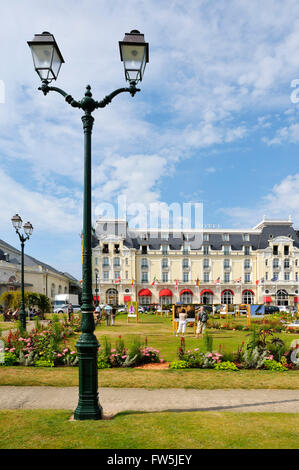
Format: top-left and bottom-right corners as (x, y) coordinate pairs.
(11, 214), (34, 331)
(95, 269), (99, 306)
(28, 30), (149, 421)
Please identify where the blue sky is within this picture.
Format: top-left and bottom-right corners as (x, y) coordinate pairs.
(1, 0), (299, 279)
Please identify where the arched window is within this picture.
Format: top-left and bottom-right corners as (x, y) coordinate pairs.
(221, 289), (233, 305)
(200, 289), (214, 305)
(106, 288), (118, 305)
(276, 289), (288, 306)
(242, 290), (254, 304)
(139, 296), (151, 305)
(58, 285), (62, 294)
(160, 296), (172, 304)
(64, 286), (67, 294)
(180, 292), (193, 304)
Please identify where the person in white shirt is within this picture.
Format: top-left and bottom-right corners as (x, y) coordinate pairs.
(176, 308), (188, 337)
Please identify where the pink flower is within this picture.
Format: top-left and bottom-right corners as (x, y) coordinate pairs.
(122, 355), (127, 359)
(63, 348), (68, 353)
(194, 348), (199, 351)
(70, 351), (76, 355)
(57, 354), (62, 358)
(160, 359), (164, 363)
(207, 353), (213, 357)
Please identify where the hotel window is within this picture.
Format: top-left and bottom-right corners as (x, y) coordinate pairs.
(162, 245), (168, 255)
(243, 233), (250, 242)
(224, 273), (230, 283)
(102, 244), (109, 253)
(203, 233), (209, 241)
(103, 257), (109, 267)
(183, 245), (189, 255)
(265, 259), (268, 266)
(141, 246), (147, 254)
(224, 245), (230, 255)
(273, 245), (278, 255)
(141, 258), (148, 269)
(244, 259), (250, 269)
(182, 258), (189, 269)
(284, 272), (290, 281)
(125, 258), (128, 265)
(162, 258), (168, 269)
(203, 245), (209, 255)
(114, 271), (120, 280)
(284, 246), (289, 256)
(222, 233), (229, 241)
(142, 272), (148, 283)
(125, 271), (128, 280)
(244, 246), (250, 255)
(103, 271), (109, 280)
(114, 257), (120, 267)
(273, 259), (279, 269)
(203, 259), (209, 269)
(95, 258), (98, 265)
(203, 272), (209, 282)
(244, 273), (251, 283)
(296, 273), (298, 282)
(183, 272), (189, 282)
(265, 272), (268, 280)
(161, 232), (168, 240)
(162, 272), (168, 282)
(223, 259), (230, 269)
(284, 259), (290, 269)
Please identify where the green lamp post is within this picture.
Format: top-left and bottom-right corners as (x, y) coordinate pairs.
(27, 30), (149, 420)
(11, 214), (34, 331)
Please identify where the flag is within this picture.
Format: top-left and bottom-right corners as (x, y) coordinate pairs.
(131, 279), (134, 286)
(195, 278), (200, 287)
(214, 277), (220, 284)
(115, 276), (121, 284)
(175, 279), (178, 291)
(152, 276), (157, 286)
(256, 280), (259, 285)
(271, 275), (278, 282)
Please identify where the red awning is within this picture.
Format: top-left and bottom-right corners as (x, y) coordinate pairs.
(159, 289), (173, 297)
(179, 288), (193, 295)
(138, 289), (152, 297)
(242, 289), (255, 295)
(264, 296), (272, 303)
(200, 288), (214, 296)
(221, 289), (234, 296)
(294, 297), (298, 303)
(124, 295), (131, 302)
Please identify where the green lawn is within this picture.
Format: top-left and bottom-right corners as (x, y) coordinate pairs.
(0, 409), (298, 449)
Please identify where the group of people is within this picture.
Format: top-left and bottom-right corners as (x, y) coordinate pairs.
(176, 306), (208, 338)
(94, 305), (117, 326)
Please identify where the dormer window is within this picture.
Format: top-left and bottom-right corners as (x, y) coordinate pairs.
(161, 232), (168, 240)
(243, 233), (250, 242)
(141, 245), (147, 254)
(162, 245), (168, 255)
(102, 244), (109, 254)
(273, 245), (278, 256)
(223, 245), (230, 255)
(222, 233), (229, 241)
(114, 244), (120, 254)
(203, 233), (209, 241)
(284, 245), (289, 256)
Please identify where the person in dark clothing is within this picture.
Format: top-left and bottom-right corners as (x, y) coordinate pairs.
(67, 303), (73, 322)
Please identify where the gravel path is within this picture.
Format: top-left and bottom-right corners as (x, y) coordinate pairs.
(0, 387), (298, 417)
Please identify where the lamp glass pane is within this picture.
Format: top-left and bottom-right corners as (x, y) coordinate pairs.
(12, 215), (22, 229)
(51, 47), (62, 79)
(121, 44), (146, 80)
(23, 223), (33, 236)
(31, 44), (54, 70)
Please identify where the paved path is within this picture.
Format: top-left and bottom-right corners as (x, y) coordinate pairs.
(0, 387), (298, 417)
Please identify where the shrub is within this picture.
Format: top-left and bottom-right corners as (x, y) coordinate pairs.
(263, 359), (288, 372)
(214, 361), (239, 371)
(170, 360), (189, 369)
(203, 331), (213, 353)
(97, 355), (111, 369)
(3, 351), (18, 366)
(242, 347), (269, 369)
(34, 359), (54, 368)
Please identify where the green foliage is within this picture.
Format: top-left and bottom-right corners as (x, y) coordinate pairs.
(97, 355), (111, 369)
(263, 360), (288, 372)
(170, 360), (189, 369)
(0, 291), (51, 313)
(242, 347), (269, 369)
(214, 361), (239, 371)
(203, 331), (213, 353)
(34, 359), (55, 368)
(3, 352), (18, 366)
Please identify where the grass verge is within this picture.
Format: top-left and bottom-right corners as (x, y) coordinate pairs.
(0, 409), (298, 449)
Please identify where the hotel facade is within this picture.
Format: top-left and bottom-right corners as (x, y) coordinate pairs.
(92, 217), (299, 307)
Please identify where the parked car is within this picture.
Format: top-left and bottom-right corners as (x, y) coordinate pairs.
(264, 306), (280, 315)
(53, 304), (81, 314)
(286, 320), (299, 330)
(118, 306), (127, 313)
(138, 306), (145, 313)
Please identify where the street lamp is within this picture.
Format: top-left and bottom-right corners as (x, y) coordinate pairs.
(28, 30), (149, 421)
(11, 214), (34, 330)
(95, 269), (99, 307)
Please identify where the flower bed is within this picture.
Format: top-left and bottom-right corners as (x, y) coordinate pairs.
(171, 329), (299, 371)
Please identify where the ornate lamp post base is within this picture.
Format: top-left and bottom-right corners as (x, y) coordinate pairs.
(74, 332), (103, 420)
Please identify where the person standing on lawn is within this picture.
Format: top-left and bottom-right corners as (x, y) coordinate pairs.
(111, 306), (116, 326)
(176, 308), (188, 337)
(67, 303), (73, 322)
(196, 306), (208, 338)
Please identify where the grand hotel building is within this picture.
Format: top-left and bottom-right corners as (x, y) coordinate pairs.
(92, 217), (299, 307)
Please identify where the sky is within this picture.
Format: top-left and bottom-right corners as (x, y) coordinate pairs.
(1, 0), (299, 279)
